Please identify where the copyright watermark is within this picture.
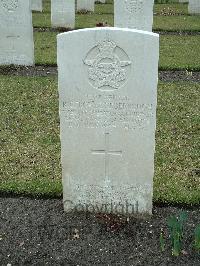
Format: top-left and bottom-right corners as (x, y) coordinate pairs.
(63, 200), (139, 216)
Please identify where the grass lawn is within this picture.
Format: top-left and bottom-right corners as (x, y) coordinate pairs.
(159, 35), (200, 70)
(31, 1), (200, 70)
(154, 15), (200, 31)
(34, 32), (57, 65)
(0, 76), (199, 204)
(32, 0), (200, 31)
(0, 76), (61, 196)
(33, 31), (200, 71)
(154, 3), (188, 15)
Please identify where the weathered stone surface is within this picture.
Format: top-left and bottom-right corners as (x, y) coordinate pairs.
(188, 0), (200, 14)
(114, 0), (154, 32)
(77, 0), (94, 12)
(57, 28), (159, 215)
(0, 0), (34, 66)
(51, 0), (75, 28)
(31, 0), (42, 12)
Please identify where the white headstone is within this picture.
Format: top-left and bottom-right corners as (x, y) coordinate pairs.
(58, 27), (159, 216)
(114, 0), (154, 32)
(0, 0), (34, 66)
(77, 0), (94, 12)
(31, 0), (42, 12)
(188, 0), (200, 14)
(51, 0), (75, 28)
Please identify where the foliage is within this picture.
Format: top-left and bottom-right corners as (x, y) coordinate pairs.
(167, 212), (187, 256)
(194, 225), (200, 253)
(160, 229), (165, 252)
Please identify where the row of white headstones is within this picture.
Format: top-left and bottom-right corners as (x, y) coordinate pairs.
(34, 0), (200, 29)
(0, 0), (197, 215)
(33, 0), (154, 31)
(0, 0), (199, 66)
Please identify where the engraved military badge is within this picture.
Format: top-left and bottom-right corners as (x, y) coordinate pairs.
(125, 0), (143, 14)
(84, 40), (131, 91)
(1, 0), (19, 11)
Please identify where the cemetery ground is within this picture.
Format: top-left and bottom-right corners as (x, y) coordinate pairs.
(0, 1), (200, 265)
(1, 78), (199, 204)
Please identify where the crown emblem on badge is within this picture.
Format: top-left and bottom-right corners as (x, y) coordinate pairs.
(98, 40), (116, 57)
(125, 0), (143, 14)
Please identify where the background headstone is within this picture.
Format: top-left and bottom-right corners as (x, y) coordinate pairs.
(57, 28), (159, 215)
(188, 0), (200, 14)
(51, 0), (75, 28)
(31, 0), (42, 12)
(96, 0), (106, 3)
(77, 0), (95, 12)
(114, 0), (154, 32)
(0, 0), (34, 66)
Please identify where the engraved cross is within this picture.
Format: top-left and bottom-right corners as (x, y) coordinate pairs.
(6, 35), (20, 53)
(91, 133), (122, 179)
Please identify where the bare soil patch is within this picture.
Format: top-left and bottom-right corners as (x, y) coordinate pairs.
(0, 66), (200, 83)
(0, 197), (200, 265)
